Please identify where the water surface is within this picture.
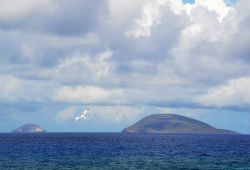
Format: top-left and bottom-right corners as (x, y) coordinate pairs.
(0, 133), (250, 169)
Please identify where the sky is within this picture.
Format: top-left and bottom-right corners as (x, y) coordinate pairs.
(0, 0), (250, 133)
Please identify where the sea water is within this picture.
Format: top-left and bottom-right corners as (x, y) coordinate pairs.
(0, 133), (250, 169)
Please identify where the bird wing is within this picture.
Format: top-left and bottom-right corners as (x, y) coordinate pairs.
(75, 116), (80, 121)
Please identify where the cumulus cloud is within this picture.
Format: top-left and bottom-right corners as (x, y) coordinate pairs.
(165, 0), (250, 86)
(91, 105), (143, 123)
(57, 106), (76, 121)
(190, 0), (232, 22)
(125, 0), (167, 38)
(1, 0), (250, 131)
(197, 77), (250, 108)
(0, 74), (56, 102)
(125, 0), (191, 39)
(0, 0), (53, 20)
(53, 50), (116, 83)
(52, 86), (124, 104)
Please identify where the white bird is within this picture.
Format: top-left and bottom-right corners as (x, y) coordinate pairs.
(75, 108), (90, 121)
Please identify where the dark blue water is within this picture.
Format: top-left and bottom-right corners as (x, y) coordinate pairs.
(0, 133), (250, 169)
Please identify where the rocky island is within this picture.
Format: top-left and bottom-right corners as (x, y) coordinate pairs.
(122, 114), (238, 134)
(12, 123), (46, 133)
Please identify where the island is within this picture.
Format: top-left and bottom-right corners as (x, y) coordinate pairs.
(12, 123), (47, 133)
(122, 114), (238, 134)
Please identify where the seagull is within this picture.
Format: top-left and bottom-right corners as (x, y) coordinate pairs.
(75, 108), (90, 121)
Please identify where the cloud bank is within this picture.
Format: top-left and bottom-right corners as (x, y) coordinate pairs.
(0, 0), (250, 131)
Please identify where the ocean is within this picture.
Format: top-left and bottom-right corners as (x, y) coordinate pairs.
(0, 133), (250, 169)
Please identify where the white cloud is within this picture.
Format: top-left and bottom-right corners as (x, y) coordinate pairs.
(197, 76), (250, 108)
(1, 0), (250, 112)
(108, 0), (144, 22)
(0, 74), (56, 102)
(52, 86), (124, 103)
(57, 107), (76, 121)
(194, 0), (232, 22)
(125, 0), (232, 39)
(164, 0), (244, 86)
(51, 50), (116, 83)
(125, 0), (167, 38)
(0, 0), (53, 20)
(91, 105), (143, 123)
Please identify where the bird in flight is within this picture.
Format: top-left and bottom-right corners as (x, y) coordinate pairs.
(75, 108), (90, 121)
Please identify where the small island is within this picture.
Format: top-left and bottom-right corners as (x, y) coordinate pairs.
(12, 123), (46, 133)
(122, 114), (238, 134)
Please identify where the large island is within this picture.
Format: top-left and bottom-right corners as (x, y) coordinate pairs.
(122, 114), (238, 134)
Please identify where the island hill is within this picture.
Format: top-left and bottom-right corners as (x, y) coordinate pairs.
(12, 123), (46, 133)
(11, 114), (237, 134)
(122, 114), (238, 134)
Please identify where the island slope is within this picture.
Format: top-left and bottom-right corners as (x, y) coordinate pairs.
(12, 124), (46, 133)
(122, 114), (237, 134)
